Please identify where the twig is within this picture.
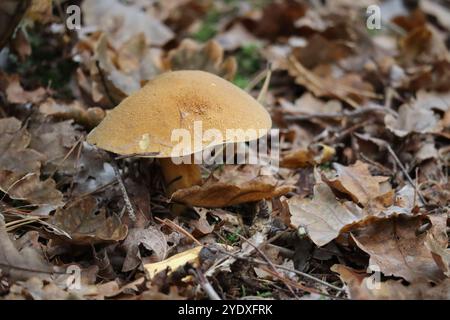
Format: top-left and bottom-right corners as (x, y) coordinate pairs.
(207, 245), (344, 292)
(115, 152), (159, 160)
(285, 105), (396, 121)
(155, 217), (202, 246)
(385, 144), (427, 205)
(232, 231), (299, 298)
(190, 268), (222, 300)
(110, 157), (136, 221)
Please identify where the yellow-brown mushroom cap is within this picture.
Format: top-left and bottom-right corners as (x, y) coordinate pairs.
(87, 70), (272, 157)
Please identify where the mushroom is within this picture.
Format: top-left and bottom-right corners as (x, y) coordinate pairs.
(87, 70), (272, 208)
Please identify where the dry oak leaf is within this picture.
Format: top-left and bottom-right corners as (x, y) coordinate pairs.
(28, 120), (82, 175)
(425, 233), (450, 277)
(0, 215), (52, 281)
(0, 171), (63, 207)
(172, 165), (294, 208)
(384, 103), (442, 137)
(351, 214), (447, 283)
(1, 73), (46, 104)
(332, 264), (450, 300)
(49, 197), (127, 245)
(280, 144), (335, 169)
(39, 98), (106, 129)
(82, 0), (173, 48)
(288, 182), (365, 246)
(323, 161), (392, 207)
(163, 39), (237, 81)
(0, 117), (44, 174)
(121, 227), (169, 272)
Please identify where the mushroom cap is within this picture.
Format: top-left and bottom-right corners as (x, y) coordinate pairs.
(87, 70), (272, 157)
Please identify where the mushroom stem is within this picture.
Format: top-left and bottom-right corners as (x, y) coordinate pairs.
(159, 158), (202, 196)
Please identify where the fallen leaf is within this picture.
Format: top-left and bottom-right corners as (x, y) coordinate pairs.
(49, 197), (128, 245)
(39, 98), (106, 129)
(288, 182), (365, 246)
(0, 171), (63, 207)
(121, 227), (169, 272)
(0, 215), (52, 281)
(323, 161), (392, 207)
(332, 264), (450, 300)
(164, 39), (237, 81)
(82, 0), (174, 48)
(351, 214), (446, 283)
(385, 102), (442, 137)
(0, 117), (44, 174)
(172, 165), (294, 208)
(2, 73), (46, 104)
(281, 144), (335, 169)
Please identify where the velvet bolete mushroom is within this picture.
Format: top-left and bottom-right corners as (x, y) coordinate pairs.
(87, 70), (271, 201)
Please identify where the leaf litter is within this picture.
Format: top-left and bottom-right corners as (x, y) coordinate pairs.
(0, 0), (449, 300)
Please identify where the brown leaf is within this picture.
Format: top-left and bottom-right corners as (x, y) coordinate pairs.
(288, 182), (365, 246)
(351, 214), (446, 283)
(121, 227), (168, 272)
(172, 165), (294, 208)
(385, 103), (442, 137)
(39, 98), (106, 129)
(2, 74), (46, 104)
(0, 215), (52, 281)
(0, 117), (44, 174)
(164, 39), (237, 81)
(82, 0), (173, 48)
(28, 120), (82, 175)
(323, 161), (392, 207)
(281, 144), (335, 169)
(0, 171), (63, 207)
(332, 264), (450, 300)
(49, 197), (128, 245)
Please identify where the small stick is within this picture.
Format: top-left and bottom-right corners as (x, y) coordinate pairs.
(285, 105), (396, 121)
(190, 268), (222, 300)
(155, 217), (202, 246)
(385, 145), (427, 205)
(207, 245), (344, 292)
(115, 152), (159, 160)
(110, 157), (136, 221)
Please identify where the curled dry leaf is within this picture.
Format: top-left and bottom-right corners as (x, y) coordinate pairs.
(121, 227), (169, 272)
(164, 39), (237, 81)
(1, 73), (46, 104)
(323, 161), (393, 207)
(172, 165), (294, 208)
(49, 197), (128, 245)
(82, 0), (174, 48)
(39, 98), (106, 129)
(0, 117), (63, 207)
(0, 216), (52, 281)
(351, 214), (447, 283)
(287, 56), (375, 106)
(385, 103), (442, 137)
(288, 182), (365, 246)
(0, 117), (44, 174)
(0, 171), (63, 207)
(280, 143), (335, 169)
(332, 264), (450, 300)
(28, 120), (82, 175)
(425, 233), (450, 277)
